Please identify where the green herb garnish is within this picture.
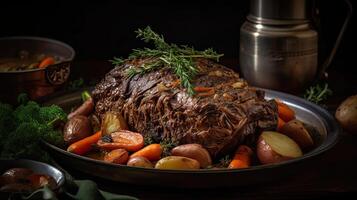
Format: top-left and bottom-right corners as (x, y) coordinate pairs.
(304, 83), (333, 105)
(160, 138), (179, 157)
(216, 155), (231, 168)
(111, 26), (223, 95)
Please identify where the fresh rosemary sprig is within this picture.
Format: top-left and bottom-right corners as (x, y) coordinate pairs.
(111, 26), (224, 95)
(304, 83), (333, 105)
(109, 57), (125, 66)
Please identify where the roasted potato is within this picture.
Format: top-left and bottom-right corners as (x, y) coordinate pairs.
(155, 156), (200, 170)
(63, 115), (93, 144)
(127, 156), (153, 168)
(335, 95), (357, 134)
(280, 119), (314, 151)
(171, 144), (212, 168)
(257, 131), (303, 165)
(104, 149), (129, 164)
(101, 112), (128, 136)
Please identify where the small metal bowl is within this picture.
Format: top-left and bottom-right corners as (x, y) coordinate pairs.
(0, 159), (65, 197)
(0, 37), (75, 103)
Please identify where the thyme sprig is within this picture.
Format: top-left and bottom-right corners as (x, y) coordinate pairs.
(304, 83), (333, 105)
(111, 26), (223, 95)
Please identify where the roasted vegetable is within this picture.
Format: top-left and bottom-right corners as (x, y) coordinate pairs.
(104, 149), (129, 164)
(276, 100), (295, 122)
(335, 95), (357, 134)
(38, 56), (55, 68)
(101, 111), (128, 136)
(63, 115), (93, 144)
(67, 98), (94, 119)
(155, 156), (200, 170)
(171, 144), (212, 168)
(257, 131), (302, 165)
(228, 145), (253, 169)
(280, 119), (314, 151)
(130, 144), (162, 161)
(67, 131), (102, 155)
(127, 156), (153, 168)
(97, 130), (144, 152)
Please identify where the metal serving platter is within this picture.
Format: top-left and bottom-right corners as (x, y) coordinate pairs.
(43, 88), (339, 188)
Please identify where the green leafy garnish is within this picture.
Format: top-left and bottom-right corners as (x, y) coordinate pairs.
(111, 26), (223, 95)
(304, 83), (333, 105)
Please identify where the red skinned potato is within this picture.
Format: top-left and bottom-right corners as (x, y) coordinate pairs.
(63, 115), (93, 144)
(280, 119), (314, 151)
(257, 131), (303, 165)
(335, 95), (357, 134)
(127, 156), (153, 168)
(171, 144), (212, 168)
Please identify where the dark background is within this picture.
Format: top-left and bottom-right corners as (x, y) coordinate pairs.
(0, 0), (355, 72)
(0, 0), (357, 82)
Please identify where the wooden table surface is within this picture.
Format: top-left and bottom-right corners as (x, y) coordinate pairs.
(64, 59), (357, 200)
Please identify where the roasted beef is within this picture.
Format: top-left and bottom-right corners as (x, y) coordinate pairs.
(92, 58), (278, 158)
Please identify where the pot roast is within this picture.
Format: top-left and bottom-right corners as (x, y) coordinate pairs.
(92, 58), (278, 158)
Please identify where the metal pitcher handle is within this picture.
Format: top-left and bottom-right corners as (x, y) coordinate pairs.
(315, 0), (353, 80)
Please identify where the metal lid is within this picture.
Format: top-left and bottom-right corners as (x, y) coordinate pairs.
(249, 0), (310, 20)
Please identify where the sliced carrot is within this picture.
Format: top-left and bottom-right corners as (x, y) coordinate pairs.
(277, 117), (286, 132)
(228, 145), (253, 169)
(130, 144), (162, 161)
(275, 99), (296, 122)
(67, 131), (102, 155)
(38, 57), (55, 68)
(97, 130), (144, 152)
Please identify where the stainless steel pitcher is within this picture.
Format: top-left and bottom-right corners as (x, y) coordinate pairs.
(239, 0), (352, 93)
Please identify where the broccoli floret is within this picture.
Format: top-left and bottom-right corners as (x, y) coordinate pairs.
(1, 122), (43, 160)
(0, 103), (15, 151)
(1, 121), (64, 162)
(1, 98), (67, 162)
(39, 104), (67, 126)
(13, 101), (41, 123)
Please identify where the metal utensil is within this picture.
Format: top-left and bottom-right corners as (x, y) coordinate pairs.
(240, 0), (352, 93)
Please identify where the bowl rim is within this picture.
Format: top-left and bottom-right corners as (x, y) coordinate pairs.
(0, 36), (75, 74)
